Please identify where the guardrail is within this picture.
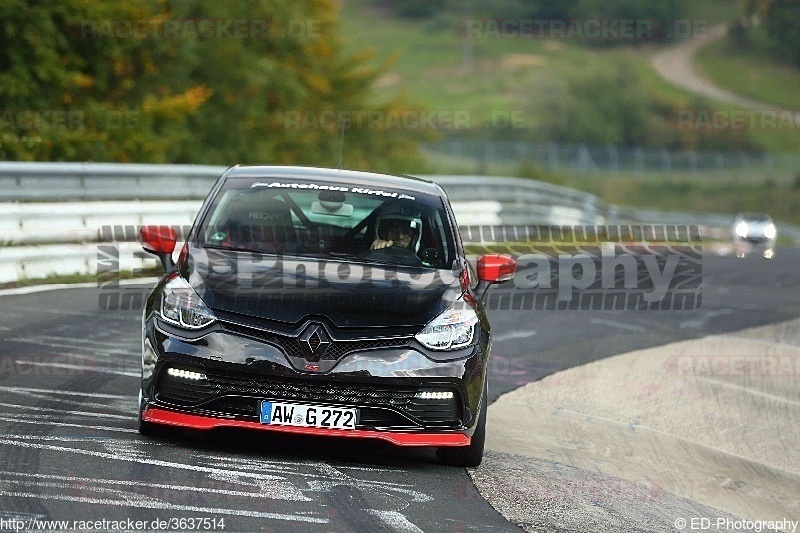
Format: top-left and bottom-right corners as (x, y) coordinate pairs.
(0, 162), (225, 201)
(0, 162), (797, 284)
(0, 163), (608, 283)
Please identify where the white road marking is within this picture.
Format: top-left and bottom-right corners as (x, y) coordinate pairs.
(0, 402), (130, 420)
(9, 336), (136, 357)
(199, 456), (434, 504)
(9, 351), (137, 368)
(0, 471), (308, 502)
(13, 360), (138, 378)
(590, 319), (645, 332)
(0, 278), (159, 297)
(0, 414), (135, 433)
(0, 385), (131, 399)
(10, 306), (134, 321)
(366, 510), (425, 533)
(493, 330), (537, 342)
(0, 489), (326, 523)
(0, 386), (134, 413)
(680, 309), (733, 330)
(0, 436), (432, 525)
(0, 435), (426, 498)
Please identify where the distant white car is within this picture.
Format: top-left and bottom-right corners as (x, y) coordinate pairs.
(733, 212), (776, 259)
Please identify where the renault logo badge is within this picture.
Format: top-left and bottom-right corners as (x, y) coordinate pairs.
(299, 324), (331, 362)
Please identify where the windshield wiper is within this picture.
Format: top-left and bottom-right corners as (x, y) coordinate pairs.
(327, 251), (389, 264)
(328, 251), (366, 260)
(203, 243), (265, 254)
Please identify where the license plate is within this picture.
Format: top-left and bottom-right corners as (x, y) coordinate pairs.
(259, 401), (356, 430)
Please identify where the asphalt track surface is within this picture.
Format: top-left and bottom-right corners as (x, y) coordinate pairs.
(0, 250), (797, 532)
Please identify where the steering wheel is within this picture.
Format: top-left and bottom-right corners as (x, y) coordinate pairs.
(359, 246), (423, 266)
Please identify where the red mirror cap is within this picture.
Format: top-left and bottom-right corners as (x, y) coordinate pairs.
(139, 225), (178, 255)
(477, 254), (517, 283)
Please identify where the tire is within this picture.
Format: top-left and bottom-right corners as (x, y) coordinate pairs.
(437, 379), (487, 467)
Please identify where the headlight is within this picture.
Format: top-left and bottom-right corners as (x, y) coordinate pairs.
(160, 277), (216, 329)
(735, 221), (748, 238)
(763, 223), (777, 240)
(415, 302), (479, 351)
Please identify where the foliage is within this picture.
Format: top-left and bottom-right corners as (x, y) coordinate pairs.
(744, 0), (800, 68)
(0, 0), (424, 171)
(376, 0), (688, 43)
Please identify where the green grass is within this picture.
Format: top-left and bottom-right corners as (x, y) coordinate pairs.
(580, 177), (800, 222)
(336, 1), (800, 234)
(685, 0), (744, 25)
(696, 34), (800, 111)
(339, 0), (800, 153)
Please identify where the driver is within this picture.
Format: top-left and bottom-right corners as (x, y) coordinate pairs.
(370, 208), (422, 252)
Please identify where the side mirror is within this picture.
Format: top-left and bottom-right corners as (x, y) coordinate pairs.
(476, 254), (516, 283)
(139, 225), (178, 272)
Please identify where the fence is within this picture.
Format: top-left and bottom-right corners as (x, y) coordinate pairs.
(423, 141), (800, 184)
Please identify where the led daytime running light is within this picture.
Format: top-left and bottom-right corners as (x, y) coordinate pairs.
(167, 367), (207, 381)
(415, 391), (455, 400)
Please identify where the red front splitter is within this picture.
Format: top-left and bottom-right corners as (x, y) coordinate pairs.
(143, 407), (470, 447)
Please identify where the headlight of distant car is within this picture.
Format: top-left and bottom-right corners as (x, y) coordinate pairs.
(159, 277), (216, 329)
(415, 301), (479, 351)
(735, 221), (749, 238)
(764, 223), (777, 240)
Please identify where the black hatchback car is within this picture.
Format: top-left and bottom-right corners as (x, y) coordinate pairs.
(138, 166), (516, 466)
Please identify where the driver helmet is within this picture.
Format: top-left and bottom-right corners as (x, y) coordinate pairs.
(375, 204), (423, 252)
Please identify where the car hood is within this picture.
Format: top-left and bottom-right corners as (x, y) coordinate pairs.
(185, 246), (463, 328)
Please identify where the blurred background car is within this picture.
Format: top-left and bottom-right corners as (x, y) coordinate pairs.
(733, 212), (776, 259)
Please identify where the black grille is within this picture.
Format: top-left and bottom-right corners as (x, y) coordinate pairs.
(156, 367), (463, 428)
(220, 321), (411, 361)
(207, 372), (417, 406)
(202, 396), (259, 417)
(359, 407), (418, 428)
(157, 373), (216, 404)
(406, 396), (461, 426)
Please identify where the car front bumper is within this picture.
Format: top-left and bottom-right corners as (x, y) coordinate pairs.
(141, 313), (489, 446)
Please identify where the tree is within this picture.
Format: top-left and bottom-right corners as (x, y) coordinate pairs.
(0, 0), (425, 171)
(745, 0), (800, 67)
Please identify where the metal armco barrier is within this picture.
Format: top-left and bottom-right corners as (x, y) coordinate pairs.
(0, 162), (226, 200)
(0, 162), (797, 284)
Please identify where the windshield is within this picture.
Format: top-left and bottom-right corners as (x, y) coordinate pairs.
(197, 177), (455, 269)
